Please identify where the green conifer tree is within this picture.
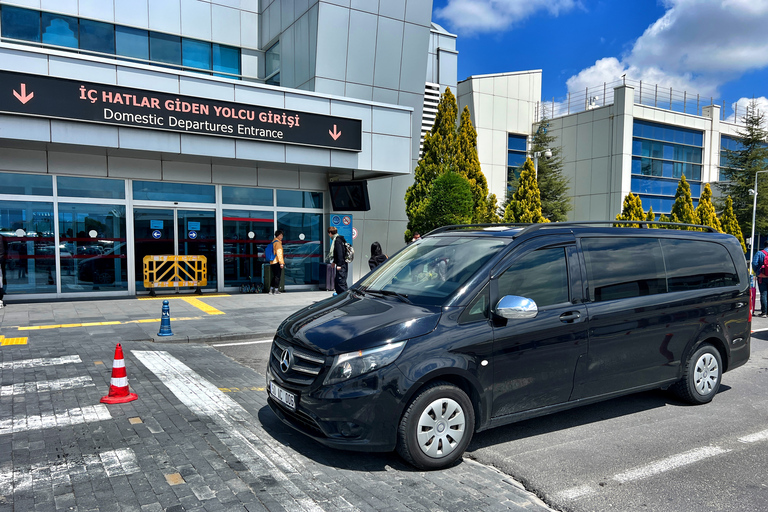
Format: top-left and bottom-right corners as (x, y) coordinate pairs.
(720, 195), (747, 253)
(423, 172), (474, 230)
(615, 192), (646, 227)
(670, 175), (698, 228)
(695, 183), (722, 232)
(718, 100), (768, 237)
(457, 106), (498, 223)
(404, 88), (459, 241)
(531, 117), (571, 221)
(503, 159), (550, 223)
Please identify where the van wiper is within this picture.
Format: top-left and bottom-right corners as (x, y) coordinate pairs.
(370, 289), (412, 304)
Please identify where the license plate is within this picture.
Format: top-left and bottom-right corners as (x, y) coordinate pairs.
(269, 381), (296, 410)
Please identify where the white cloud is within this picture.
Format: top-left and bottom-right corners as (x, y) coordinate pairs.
(565, 0), (768, 97)
(434, 0), (582, 34)
(725, 97), (768, 124)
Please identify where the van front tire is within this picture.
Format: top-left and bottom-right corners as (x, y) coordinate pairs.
(672, 344), (722, 404)
(396, 382), (475, 470)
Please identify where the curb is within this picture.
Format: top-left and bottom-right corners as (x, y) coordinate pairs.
(135, 331), (277, 344)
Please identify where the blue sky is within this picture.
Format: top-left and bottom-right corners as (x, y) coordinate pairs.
(432, 0), (768, 120)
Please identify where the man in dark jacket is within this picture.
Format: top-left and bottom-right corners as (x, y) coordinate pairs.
(327, 226), (348, 294)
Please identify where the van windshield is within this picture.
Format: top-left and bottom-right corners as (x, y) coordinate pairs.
(358, 236), (508, 306)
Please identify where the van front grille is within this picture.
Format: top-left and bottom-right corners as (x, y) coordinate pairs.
(270, 337), (326, 387)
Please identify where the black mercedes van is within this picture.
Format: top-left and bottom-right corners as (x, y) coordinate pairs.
(266, 222), (751, 469)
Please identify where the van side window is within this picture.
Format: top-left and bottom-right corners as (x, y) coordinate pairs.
(459, 283), (490, 324)
(498, 247), (569, 307)
(582, 237), (666, 302)
(661, 239), (739, 291)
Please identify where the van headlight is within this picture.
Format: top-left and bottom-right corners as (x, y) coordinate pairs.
(323, 341), (406, 386)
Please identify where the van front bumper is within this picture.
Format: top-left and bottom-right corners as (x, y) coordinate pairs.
(265, 365), (408, 452)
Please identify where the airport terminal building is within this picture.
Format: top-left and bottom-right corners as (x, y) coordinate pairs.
(0, 0), (456, 299)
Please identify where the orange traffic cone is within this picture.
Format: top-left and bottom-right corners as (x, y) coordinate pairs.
(100, 343), (138, 404)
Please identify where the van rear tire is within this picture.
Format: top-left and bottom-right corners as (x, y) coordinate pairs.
(671, 344), (722, 404)
(396, 382), (474, 470)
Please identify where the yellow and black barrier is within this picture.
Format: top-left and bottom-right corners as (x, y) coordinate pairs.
(143, 255), (207, 295)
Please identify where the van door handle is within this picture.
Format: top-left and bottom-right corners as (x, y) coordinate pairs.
(559, 311), (581, 323)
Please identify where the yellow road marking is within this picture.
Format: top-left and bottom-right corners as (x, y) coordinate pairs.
(16, 317), (203, 331)
(218, 386), (265, 393)
(0, 336), (28, 346)
(182, 297), (225, 315)
(138, 294), (230, 300)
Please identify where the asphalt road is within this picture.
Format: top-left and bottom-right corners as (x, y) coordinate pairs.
(216, 323), (768, 512)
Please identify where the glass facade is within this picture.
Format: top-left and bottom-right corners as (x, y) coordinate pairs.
(0, 171), (326, 296)
(0, 5), (241, 78)
(507, 133), (528, 197)
(631, 120), (704, 217)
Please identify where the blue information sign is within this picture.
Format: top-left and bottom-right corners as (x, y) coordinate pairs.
(150, 220), (163, 229)
(152, 230), (162, 239)
(188, 221), (201, 231)
(188, 231), (198, 240)
(330, 214), (353, 245)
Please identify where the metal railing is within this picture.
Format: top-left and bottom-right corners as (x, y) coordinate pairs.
(536, 78), (755, 125)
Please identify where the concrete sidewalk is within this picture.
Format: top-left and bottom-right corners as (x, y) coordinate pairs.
(0, 291), (328, 345)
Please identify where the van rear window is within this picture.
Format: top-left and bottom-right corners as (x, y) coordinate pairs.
(582, 237), (667, 302)
(661, 239), (739, 291)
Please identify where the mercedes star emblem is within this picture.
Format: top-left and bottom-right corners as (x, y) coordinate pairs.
(280, 348), (293, 373)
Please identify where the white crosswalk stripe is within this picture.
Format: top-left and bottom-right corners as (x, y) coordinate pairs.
(0, 375), (94, 396)
(0, 448), (140, 496)
(0, 404), (112, 435)
(0, 355), (81, 370)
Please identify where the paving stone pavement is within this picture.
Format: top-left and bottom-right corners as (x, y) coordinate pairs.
(0, 292), (557, 511)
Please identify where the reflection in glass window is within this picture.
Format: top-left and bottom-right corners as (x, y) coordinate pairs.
(265, 73), (280, 87)
(183, 38), (211, 71)
(0, 172), (53, 196)
(277, 211), (322, 286)
(223, 210), (274, 287)
(222, 186), (273, 206)
(116, 26), (149, 61)
(213, 44), (240, 77)
(150, 32), (181, 65)
(582, 237), (667, 302)
(507, 133), (528, 197)
(58, 203), (127, 292)
(661, 239), (739, 291)
(0, 200), (56, 294)
(133, 181), (215, 203)
(42, 13), (78, 48)
(277, 190), (323, 209)
(2, 6), (41, 43)
(80, 19), (115, 54)
(498, 248), (569, 307)
(57, 177), (125, 199)
(266, 41), (280, 77)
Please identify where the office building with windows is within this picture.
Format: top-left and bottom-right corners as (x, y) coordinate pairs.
(459, 72), (747, 222)
(0, 0), (455, 299)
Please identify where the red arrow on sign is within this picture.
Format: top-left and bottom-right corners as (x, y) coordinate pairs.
(329, 124), (341, 140)
(13, 83), (34, 104)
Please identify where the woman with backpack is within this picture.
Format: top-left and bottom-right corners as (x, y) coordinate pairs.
(752, 239), (768, 317)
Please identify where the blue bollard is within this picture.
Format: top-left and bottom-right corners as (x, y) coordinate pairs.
(157, 300), (174, 337)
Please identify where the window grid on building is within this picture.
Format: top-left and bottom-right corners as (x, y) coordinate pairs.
(630, 119), (704, 217)
(0, 5), (241, 79)
(507, 133), (528, 198)
(419, 83), (441, 157)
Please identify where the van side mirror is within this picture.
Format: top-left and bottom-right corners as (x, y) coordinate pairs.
(495, 295), (538, 319)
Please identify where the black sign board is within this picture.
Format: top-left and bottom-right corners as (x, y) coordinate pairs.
(0, 70), (362, 151)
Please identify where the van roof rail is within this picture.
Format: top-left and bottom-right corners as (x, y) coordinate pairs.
(426, 220), (719, 238)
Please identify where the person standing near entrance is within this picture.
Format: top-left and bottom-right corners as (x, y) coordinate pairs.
(269, 230), (284, 295)
(327, 226), (348, 294)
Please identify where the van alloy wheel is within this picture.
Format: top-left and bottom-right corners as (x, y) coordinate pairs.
(416, 397), (466, 459)
(693, 352), (720, 396)
(396, 382), (475, 470)
(671, 344), (722, 405)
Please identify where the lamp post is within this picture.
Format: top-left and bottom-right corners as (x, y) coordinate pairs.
(748, 170), (768, 270)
